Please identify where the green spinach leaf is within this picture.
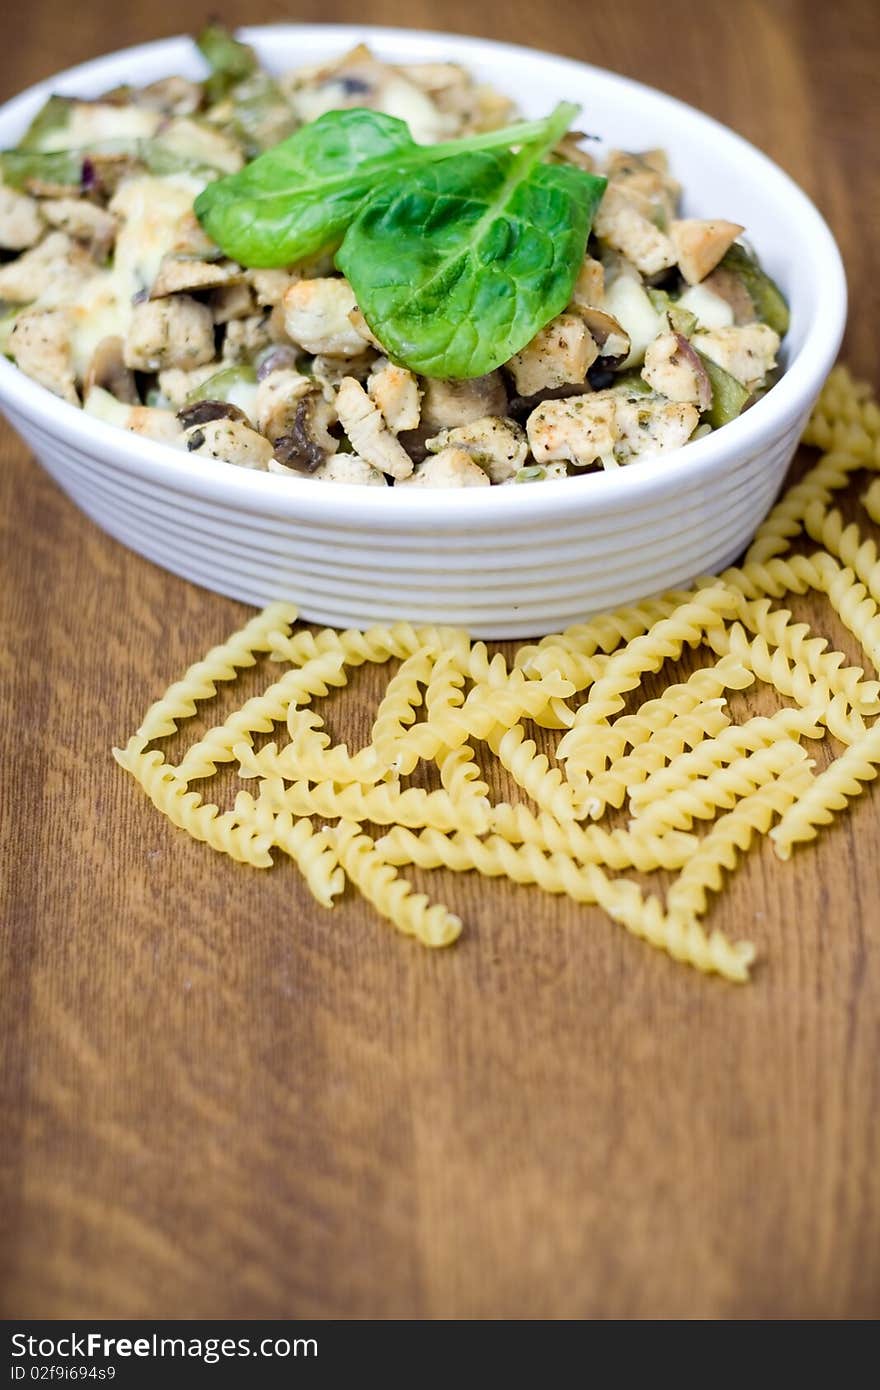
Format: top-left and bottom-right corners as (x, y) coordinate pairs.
(336, 146), (606, 378)
(194, 103), (581, 269)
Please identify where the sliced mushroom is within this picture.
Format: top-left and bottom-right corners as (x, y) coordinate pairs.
(579, 306), (631, 366)
(255, 344), (300, 381)
(420, 372), (508, 430)
(84, 335), (139, 404)
(177, 399), (250, 429)
(699, 267), (758, 325)
(151, 254), (243, 299)
(272, 391), (339, 474)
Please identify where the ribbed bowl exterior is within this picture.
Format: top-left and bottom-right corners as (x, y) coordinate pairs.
(0, 27), (847, 637)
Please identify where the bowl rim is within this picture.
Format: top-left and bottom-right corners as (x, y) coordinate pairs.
(0, 22), (847, 528)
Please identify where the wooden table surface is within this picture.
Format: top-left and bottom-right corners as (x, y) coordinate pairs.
(2, 0), (879, 1321)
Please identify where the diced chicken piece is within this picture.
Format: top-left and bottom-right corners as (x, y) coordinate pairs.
(570, 256), (605, 310)
(157, 364), (220, 407)
(425, 416), (527, 484)
(0, 185), (44, 250)
(282, 277), (366, 357)
(691, 323), (780, 390)
(40, 199), (117, 259)
(255, 368), (314, 441)
(84, 384), (181, 441)
(396, 446), (490, 488)
(222, 312), (273, 362)
(367, 358), (421, 433)
(526, 393), (619, 469)
(0, 230), (89, 303)
(614, 394), (699, 462)
(507, 313), (598, 396)
(314, 453), (388, 486)
(151, 254), (242, 298)
(671, 219), (745, 285)
(420, 372), (507, 429)
(348, 306), (384, 349)
(8, 310), (78, 405)
(181, 418), (275, 468)
(604, 152), (681, 228)
(210, 282), (254, 323)
(123, 295), (215, 372)
(125, 405), (183, 442)
(641, 331), (711, 408)
(250, 268), (299, 306)
(311, 351), (376, 399)
(594, 185), (676, 277)
(334, 376), (414, 480)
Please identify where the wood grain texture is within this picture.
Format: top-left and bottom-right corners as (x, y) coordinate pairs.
(2, 0), (879, 1321)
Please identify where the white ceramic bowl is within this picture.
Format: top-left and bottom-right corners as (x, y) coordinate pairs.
(0, 25), (846, 637)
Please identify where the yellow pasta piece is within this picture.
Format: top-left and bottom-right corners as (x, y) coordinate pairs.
(631, 738), (814, 836)
(331, 821), (462, 947)
(174, 649), (349, 782)
(770, 719), (880, 860)
(666, 752), (817, 918)
(379, 818), (700, 873)
(584, 698), (732, 818)
(556, 586), (741, 785)
(372, 828), (751, 981)
(113, 746), (274, 867)
(485, 722), (582, 822)
(233, 784), (345, 908)
(256, 770), (491, 834)
(370, 646), (437, 769)
(127, 601), (299, 753)
(864, 478), (880, 524)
